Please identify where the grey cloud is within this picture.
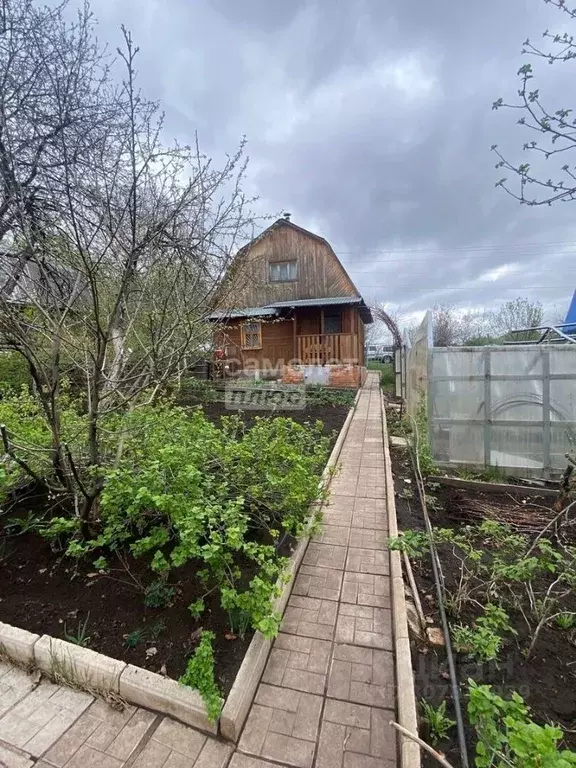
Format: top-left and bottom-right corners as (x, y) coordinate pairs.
(86, 0), (576, 319)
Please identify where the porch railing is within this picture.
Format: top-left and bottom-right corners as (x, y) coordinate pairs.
(297, 333), (360, 365)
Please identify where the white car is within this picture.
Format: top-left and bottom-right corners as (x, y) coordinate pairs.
(366, 344), (394, 364)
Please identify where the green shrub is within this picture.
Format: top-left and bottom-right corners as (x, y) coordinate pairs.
(0, 352), (30, 393)
(179, 631), (222, 722)
(0, 394), (330, 642)
(305, 386), (356, 407)
(91, 407), (327, 637)
(468, 680), (576, 767)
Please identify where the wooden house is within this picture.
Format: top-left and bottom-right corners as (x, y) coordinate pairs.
(208, 217), (373, 386)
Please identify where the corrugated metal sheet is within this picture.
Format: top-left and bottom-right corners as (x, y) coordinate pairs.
(208, 296), (373, 323)
(268, 296), (361, 308)
(207, 307), (279, 321)
(268, 297), (373, 323)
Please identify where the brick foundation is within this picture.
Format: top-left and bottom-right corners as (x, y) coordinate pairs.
(281, 365), (365, 388)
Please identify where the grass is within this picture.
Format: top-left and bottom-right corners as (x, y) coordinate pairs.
(367, 362), (395, 393)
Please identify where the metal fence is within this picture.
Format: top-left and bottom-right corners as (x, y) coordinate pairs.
(399, 314), (576, 478)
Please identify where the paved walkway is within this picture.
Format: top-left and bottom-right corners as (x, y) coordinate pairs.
(0, 373), (396, 768)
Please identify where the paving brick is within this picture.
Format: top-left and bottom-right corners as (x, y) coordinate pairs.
(355, 483), (387, 499)
(262, 634), (331, 694)
(24, 711), (80, 757)
(194, 739), (233, 768)
(0, 678), (91, 757)
(322, 510), (354, 528)
(0, 665), (38, 719)
(62, 743), (124, 768)
(324, 495), (355, 515)
(335, 604), (393, 650)
(328, 479), (357, 497)
(42, 713), (101, 767)
(340, 572), (391, 609)
(152, 716), (206, 759)
(292, 564), (343, 601)
(351, 514), (388, 532)
(346, 547), (390, 576)
(240, 685), (322, 768)
(316, 701), (396, 767)
(131, 738), (171, 768)
(327, 645), (395, 709)
(349, 528), (389, 550)
(106, 708), (156, 760)
(313, 524), (350, 546)
(357, 455), (385, 469)
(281, 596), (338, 640)
(303, 543), (347, 570)
(230, 754), (291, 768)
(0, 743), (34, 768)
(259, 732), (315, 768)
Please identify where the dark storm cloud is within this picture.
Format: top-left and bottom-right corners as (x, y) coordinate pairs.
(88, 0), (576, 321)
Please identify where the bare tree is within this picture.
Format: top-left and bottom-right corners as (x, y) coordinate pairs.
(492, 0), (576, 205)
(491, 297), (544, 340)
(0, 3), (254, 526)
(431, 305), (463, 346)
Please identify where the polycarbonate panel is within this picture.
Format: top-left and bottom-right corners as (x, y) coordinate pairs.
(490, 379), (543, 422)
(550, 425), (576, 470)
(549, 347), (576, 375)
(430, 379), (485, 420)
(489, 425), (544, 470)
(490, 347), (543, 376)
(431, 424), (484, 465)
(431, 348), (484, 379)
(549, 380), (576, 422)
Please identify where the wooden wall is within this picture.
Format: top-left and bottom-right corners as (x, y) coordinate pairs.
(214, 306), (368, 369)
(226, 222), (359, 308)
(215, 318), (294, 369)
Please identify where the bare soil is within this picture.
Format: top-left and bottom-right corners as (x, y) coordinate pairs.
(390, 433), (576, 767)
(0, 403), (349, 697)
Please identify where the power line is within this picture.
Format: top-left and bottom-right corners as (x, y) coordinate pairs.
(354, 284), (574, 290)
(344, 249), (576, 266)
(332, 239), (576, 255)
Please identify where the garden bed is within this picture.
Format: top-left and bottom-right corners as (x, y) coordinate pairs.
(0, 399), (350, 716)
(0, 520), (254, 697)
(200, 402), (349, 444)
(389, 423), (576, 766)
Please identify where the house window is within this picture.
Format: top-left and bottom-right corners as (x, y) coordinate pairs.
(269, 260), (297, 282)
(241, 321), (262, 349)
(324, 312), (342, 334)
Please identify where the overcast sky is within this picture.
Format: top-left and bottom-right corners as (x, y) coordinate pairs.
(87, 0), (576, 324)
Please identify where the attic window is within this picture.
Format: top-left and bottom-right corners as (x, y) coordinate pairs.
(269, 260), (297, 282)
(241, 321), (262, 350)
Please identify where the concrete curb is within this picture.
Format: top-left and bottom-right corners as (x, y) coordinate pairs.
(120, 664), (216, 734)
(34, 635), (125, 693)
(0, 622), (39, 667)
(381, 394), (421, 768)
(220, 390), (360, 741)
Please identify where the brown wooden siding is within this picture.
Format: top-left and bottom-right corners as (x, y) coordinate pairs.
(228, 224), (359, 308)
(214, 307), (367, 369)
(215, 318), (294, 369)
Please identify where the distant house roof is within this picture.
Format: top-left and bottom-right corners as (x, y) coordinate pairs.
(208, 296), (373, 323)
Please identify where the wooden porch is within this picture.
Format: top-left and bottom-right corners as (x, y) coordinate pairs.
(296, 333), (360, 364)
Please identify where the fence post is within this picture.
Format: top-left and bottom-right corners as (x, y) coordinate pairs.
(484, 350), (492, 468)
(542, 349), (551, 480)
